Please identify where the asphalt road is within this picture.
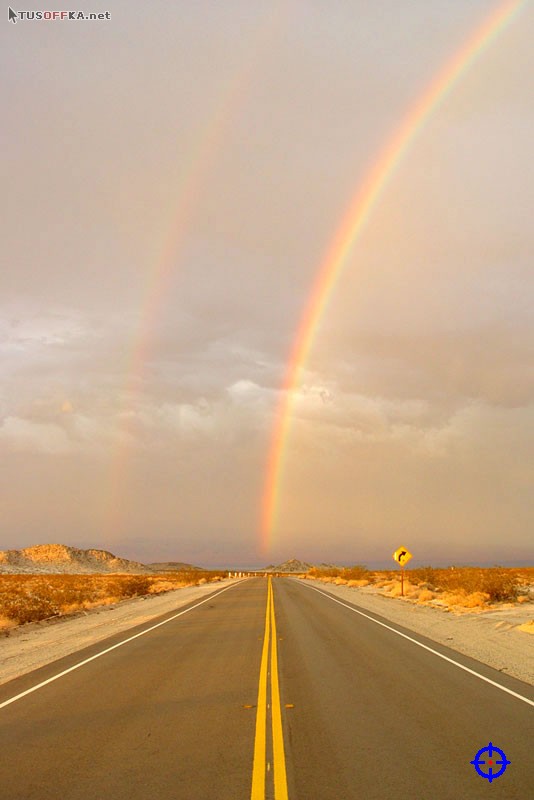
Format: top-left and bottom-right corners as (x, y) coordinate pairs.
(0, 577), (532, 799)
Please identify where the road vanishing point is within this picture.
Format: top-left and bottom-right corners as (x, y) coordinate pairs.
(0, 577), (532, 798)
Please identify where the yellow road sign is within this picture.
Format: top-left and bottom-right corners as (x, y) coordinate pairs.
(393, 546), (412, 566)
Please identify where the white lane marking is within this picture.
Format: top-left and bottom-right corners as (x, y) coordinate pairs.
(300, 582), (534, 708)
(0, 581), (244, 711)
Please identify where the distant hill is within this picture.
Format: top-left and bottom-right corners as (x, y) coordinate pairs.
(263, 558), (313, 573)
(148, 561), (202, 572)
(262, 558), (345, 573)
(0, 544), (151, 574)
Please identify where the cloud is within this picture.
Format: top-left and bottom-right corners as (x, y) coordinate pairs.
(1, 2), (531, 563)
(0, 417), (72, 454)
(312, 322), (534, 411)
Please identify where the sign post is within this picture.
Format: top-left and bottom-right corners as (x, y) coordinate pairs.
(392, 546), (413, 596)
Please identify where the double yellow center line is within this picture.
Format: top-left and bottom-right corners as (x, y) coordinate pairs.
(250, 577), (288, 800)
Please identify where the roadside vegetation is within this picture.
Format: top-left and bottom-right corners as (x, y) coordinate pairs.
(303, 566), (533, 610)
(405, 566), (526, 601)
(308, 564), (370, 586)
(0, 570), (227, 630)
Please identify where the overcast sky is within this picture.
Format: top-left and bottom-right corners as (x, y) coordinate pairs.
(1, 1), (532, 568)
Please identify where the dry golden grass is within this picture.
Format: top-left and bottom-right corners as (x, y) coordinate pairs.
(308, 564), (369, 582)
(406, 566), (531, 602)
(0, 570), (227, 628)
(0, 614), (16, 633)
(305, 565), (533, 610)
(517, 620), (534, 634)
(417, 589), (435, 602)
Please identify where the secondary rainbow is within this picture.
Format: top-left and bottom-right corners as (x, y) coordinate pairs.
(260, 0), (526, 553)
(102, 5), (288, 541)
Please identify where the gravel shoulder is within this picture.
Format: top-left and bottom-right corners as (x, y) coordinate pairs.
(0, 578), (242, 687)
(298, 578), (534, 685)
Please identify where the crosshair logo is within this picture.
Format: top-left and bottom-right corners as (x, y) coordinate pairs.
(470, 742), (511, 782)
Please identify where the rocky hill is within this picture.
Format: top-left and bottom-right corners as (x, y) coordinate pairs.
(148, 561), (201, 572)
(263, 558), (313, 573)
(0, 544), (151, 574)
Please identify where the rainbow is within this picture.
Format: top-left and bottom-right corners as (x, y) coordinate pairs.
(101, 96), (241, 541)
(260, 0), (526, 553)
(102, 5), (288, 540)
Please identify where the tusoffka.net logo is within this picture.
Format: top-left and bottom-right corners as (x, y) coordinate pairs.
(8, 6), (111, 22)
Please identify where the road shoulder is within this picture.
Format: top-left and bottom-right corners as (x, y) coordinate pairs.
(295, 577), (534, 686)
(0, 578), (242, 686)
